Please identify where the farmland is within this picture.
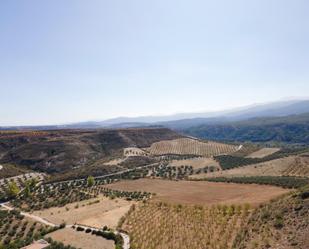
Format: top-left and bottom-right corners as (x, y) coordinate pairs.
(33, 196), (135, 229)
(146, 138), (239, 156)
(190, 154), (309, 179)
(0, 209), (58, 248)
(46, 227), (114, 249)
(246, 147), (280, 158)
(0, 128), (308, 249)
(122, 201), (251, 249)
(168, 157), (221, 170)
(107, 179), (289, 206)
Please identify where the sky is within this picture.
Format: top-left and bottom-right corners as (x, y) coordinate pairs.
(0, 0), (309, 126)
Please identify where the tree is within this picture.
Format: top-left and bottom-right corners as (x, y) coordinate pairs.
(24, 184), (31, 197)
(87, 176), (95, 187)
(7, 182), (20, 197)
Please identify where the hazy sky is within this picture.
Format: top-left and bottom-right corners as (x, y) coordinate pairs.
(1, 0), (309, 126)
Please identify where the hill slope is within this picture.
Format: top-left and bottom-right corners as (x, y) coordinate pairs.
(0, 128), (181, 174)
(182, 113), (309, 144)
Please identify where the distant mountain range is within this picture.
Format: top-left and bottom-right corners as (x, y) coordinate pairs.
(69, 99), (309, 129)
(182, 112), (309, 144)
(1, 99), (309, 133)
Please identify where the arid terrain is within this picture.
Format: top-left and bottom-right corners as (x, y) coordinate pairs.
(0, 128), (308, 249)
(107, 178), (289, 206)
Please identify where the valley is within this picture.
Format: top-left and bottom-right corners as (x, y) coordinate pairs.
(0, 127), (308, 249)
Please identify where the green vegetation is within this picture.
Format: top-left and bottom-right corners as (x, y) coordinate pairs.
(150, 164), (194, 179)
(11, 178), (151, 211)
(183, 113), (309, 144)
(87, 176), (95, 187)
(204, 176), (309, 189)
(0, 210), (60, 249)
(7, 182), (20, 198)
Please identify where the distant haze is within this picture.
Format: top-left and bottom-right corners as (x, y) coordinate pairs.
(1, 0), (309, 126)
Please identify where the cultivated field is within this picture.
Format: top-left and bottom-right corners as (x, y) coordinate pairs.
(46, 227), (114, 249)
(191, 155), (309, 179)
(146, 138), (240, 156)
(246, 147), (280, 158)
(122, 201), (251, 249)
(0, 172), (45, 188)
(168, 157), (221, 170)
(0, 209), (51, 247)
(107, 179), (289, 206)
(33, 196), (134, 229)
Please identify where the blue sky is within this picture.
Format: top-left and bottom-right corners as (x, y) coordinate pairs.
(1, 0), (308, 125)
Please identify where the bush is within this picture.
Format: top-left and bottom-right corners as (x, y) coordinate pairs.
(76, 226), (85, 232)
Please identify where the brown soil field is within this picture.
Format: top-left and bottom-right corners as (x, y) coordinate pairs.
(146, 138), (239, 156)
(192, 155), (309, 179)
(246, 147), (280, 158)
(33, 196), (134, 229)
(106, 179), (289, 206)
(46, 227), (114, 249)
(168, 157), (221, 170)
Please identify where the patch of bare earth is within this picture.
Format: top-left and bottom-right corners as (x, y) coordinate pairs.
(46, 227), (114, 249)
(33, 196), (134, 229)
(246, 147), (280, 158)
(107, 179), (289, 206)
(103, 158), (126, 166)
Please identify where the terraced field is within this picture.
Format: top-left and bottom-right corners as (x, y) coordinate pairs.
(147, 138), (239, 156)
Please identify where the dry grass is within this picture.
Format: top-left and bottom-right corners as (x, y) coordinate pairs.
(192, 155), (309, 179)
(33, 196), (134, 229)
(46, 227), (114, 249)
(169, 157), (221, 170)
(146, 138), (239, 156)
(103, 158), (126, 166)
(246, 147), (280, 158)
(107, 179), (289, 206)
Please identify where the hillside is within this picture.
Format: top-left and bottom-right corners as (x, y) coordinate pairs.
(146, 138), (239, 156)
(182, 113), (309, 144)
(233, 186), (309, 249)
(0, 128), (181, 175)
